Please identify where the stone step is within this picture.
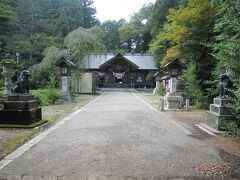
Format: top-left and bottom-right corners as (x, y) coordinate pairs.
(195, 123), (227, 135)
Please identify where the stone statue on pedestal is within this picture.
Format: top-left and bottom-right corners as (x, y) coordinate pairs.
(218, 73), (233, 99)
(11, 70), (30, 94)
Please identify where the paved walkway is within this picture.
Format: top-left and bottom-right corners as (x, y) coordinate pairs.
(0, 92), (225, 179)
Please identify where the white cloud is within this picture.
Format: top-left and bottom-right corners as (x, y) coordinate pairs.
(94, 0), (156, 22)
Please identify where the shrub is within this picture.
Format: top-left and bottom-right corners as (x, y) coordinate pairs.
(31, 88), (60, 106)
(47, 88), (60, 104)
(223, 80), (240, 137)
(178, 63), (208, 109)
(157, 83), (165, 96)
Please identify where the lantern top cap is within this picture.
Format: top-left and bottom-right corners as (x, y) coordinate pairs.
(56, 56), (76, 68)
(163, 58), (183, 69)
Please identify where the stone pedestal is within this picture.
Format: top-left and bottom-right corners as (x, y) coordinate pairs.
(153, 81), (160, 95)
(169, 77), (177, 93)
(60, 76), (73, 101)
(0, 95), (42, 125)
(164, 92), (183, 110)
(206, 98), (234, 130)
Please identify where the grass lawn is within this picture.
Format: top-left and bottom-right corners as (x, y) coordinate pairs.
(0, 93), (99, 160)
(140, 94), (162, 108)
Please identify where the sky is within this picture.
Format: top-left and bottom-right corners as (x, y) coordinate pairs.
(94, 0), (156, 22)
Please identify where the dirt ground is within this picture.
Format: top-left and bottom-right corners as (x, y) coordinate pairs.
(140, 93), (240, 158)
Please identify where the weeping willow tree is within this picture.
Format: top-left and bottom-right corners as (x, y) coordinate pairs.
(30, 46), (67, 88)
(63, 26), (106, 92)
(30, 26), (106, 89)
(64, 26), (106, 62)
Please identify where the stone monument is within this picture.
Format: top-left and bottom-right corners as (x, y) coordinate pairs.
(1, 58), (15, 96)
(206, 74), (234, 130)
(163, 59), (183, 110)
(0, 69), (42, 125)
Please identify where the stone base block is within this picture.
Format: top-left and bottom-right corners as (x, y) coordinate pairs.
(0, 108), (42, 125)
(210, 104), (232, 115)
(164, 95), (183, 110)
(213, 98), (229, 106)
(4, 100), (38, 110)
(206, 111), (234, 130)
(7, 94), (35, 101)
(61, 91), (73, 101)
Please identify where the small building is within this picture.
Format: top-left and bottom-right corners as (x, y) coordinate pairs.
(75, 53), (158, 93)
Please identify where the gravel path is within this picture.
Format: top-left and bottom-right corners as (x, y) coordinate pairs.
(0, 92), (239, 179)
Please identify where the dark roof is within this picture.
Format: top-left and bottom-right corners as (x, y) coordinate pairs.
(56, 57), (76, 67)
(80, 53), (157, 70)
(163, 58), (183, 69)
(99, 53), (139, 70)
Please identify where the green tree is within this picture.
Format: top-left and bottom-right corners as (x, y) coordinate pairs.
(148, 0), (186, 37)
(64, 26), (106, 62)
(31, 27), (105, 88)
(0, 0), (15, 58)
(100, 20), (126, 52)
(212, 0), (240, 133)
(119, 4), (153, 53)
(5, 0), (99, 68)
(179, 63), (207, 109)
(151, 0), (217, 107)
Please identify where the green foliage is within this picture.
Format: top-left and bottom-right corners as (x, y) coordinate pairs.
(223, 122), (240, 138)
(0, 0), (14, 36)
(150, 0), (217, 109)
(1, 58), (16, 65)
(119, 4), (154, 53)
(157, 83), (165, 96)
(179, 63), (208, 109)
(64, 26), (106, 62)
(228, 84), (240, 121)
(148, 0), (184, 37)
(1, 0), (99, 64)
(100, 20), (126, 52)
(211, 1), (240, 134)
(30, 46), (64, 88)
(212, 0), (240, 78)
(31, 88), (60, 106)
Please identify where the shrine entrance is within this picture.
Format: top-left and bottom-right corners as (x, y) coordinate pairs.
(91, 53), (156, 89)
(115, 78), (122, 83)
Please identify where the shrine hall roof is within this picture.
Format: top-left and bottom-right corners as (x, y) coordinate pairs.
(81, 53), (157, 70)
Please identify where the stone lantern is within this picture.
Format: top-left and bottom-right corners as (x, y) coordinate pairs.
(164, 58), (183, 93)
(56, 57), (76, 101)
(1, 58), (16, 96)
(163, 58), (184, 110)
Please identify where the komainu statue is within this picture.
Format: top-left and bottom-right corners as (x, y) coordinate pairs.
(219, 73), (233, 98)
(11, 70), (30, 94)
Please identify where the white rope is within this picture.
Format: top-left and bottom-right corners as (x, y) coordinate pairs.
(110, 69), (129, 79)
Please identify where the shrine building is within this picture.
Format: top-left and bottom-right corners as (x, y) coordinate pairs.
(74, 53), (158, 93)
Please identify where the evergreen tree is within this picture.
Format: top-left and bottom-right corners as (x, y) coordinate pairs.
(100, 20), (126, 52)
(212, 0), (240, 132)
(0, 0), (15, 58)
(119, 4), (154, 53)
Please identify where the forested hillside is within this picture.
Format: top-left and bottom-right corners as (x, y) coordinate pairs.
(0, 0), (99, 65)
